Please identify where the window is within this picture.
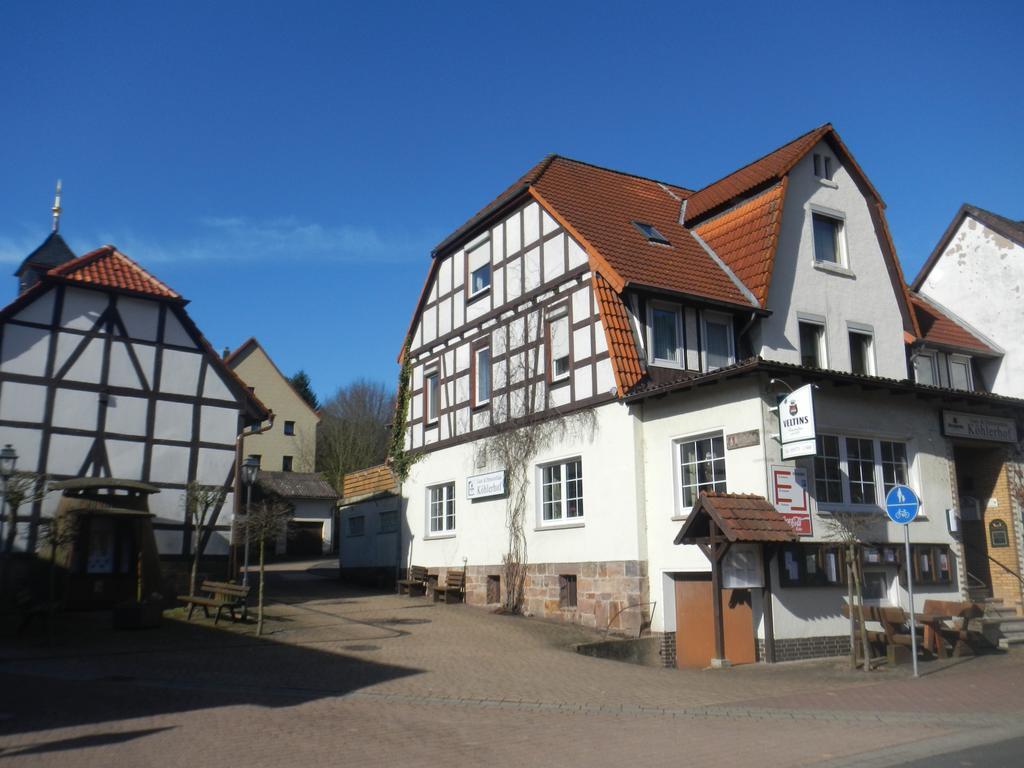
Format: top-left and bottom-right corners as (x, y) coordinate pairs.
(425, 368), (440, 423)
(812, 213), (844, 265)
(813, 153), (834, 180)
(949, 355), (973, 391)
(547, 312), (570, 382)
(798, 320), (827, 368)
(559, 574), (578, 608)
(914, 351), (938, 386)
(428, 482), (456, 535)
(283, 420), (295, 436)
(813, 434), (910, 509)
(632, 221), (670, 245)
(348, 515), (365, 537)
(473, 344), (491, 406)
(879, 440), (909, 495)
(282, 455), (293, 472)
(648, 302), (683, 366)
(539, 458), (584, 522)
(470, 263), (491, 298)
(379, 510), (398, 534)
(702, 312), (734, 371)
(848, 329), (874, 375)
(861, 569), (890, 602)
(814, 435), (843, 504)
(779, 543), (847, 588)
(677, 433), (726, 510)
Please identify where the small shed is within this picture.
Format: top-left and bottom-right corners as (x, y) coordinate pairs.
(674, 491), (797, 667)
(255, 472), (339, 557)
(49, 478), (163, 608)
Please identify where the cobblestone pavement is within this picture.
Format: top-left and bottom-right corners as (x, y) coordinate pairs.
(2, 560), (1023, 767)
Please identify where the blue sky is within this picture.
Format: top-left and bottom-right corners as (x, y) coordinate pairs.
(2, 1), (1021, 400)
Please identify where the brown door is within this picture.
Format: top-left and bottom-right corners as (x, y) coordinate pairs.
(675, 575), (756, 668)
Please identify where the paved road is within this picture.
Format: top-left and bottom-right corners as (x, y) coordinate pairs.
(2, 560), (1023, 767)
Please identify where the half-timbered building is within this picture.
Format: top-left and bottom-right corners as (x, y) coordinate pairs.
(0, 240), (268, 560)
(397, 124), (1024, 666)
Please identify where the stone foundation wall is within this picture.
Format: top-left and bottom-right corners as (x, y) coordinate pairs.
(758, 635), (850, 662)
(460, 560), (650, 634)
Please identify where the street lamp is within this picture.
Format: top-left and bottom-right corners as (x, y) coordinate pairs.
(240, 455), (260, 587)
(0, 444), (18, 554)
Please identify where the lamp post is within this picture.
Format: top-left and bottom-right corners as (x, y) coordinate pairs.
(0, 445), (18, 554)
(240, 455), (260, 587)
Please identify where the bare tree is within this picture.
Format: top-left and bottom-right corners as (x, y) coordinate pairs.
(823, 510), (882, 671)
(243, 498), (293, 636)
(182, 482), (227, 595)
(1, 472), (49, 595)
(317, 379), (395, 494)
(36, 512), (78, 641)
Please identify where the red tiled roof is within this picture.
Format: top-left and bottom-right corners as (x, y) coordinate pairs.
(674, 491), (799, 544)
(49, 245), (180, 299)
(694, 181), (787, 308)
(592, 272), (645, 396)
(910, 294), (998, 355)
(530, 157), (755, 308)
(685, 125), (831, 223)
(342, 464), (398, 500)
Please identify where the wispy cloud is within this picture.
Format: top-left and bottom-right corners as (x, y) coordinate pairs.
(0, 216), (440, 265)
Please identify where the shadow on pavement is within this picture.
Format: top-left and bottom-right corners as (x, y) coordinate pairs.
(0, 727), (176, 758)
(0, 560), (421, 738)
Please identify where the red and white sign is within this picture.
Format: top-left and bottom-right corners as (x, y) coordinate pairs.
(771, 465), (812, 536)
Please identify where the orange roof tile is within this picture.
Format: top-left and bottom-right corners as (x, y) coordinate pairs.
(592, 272), (645, 396)
(910, 294), (998, 355)
(694, 181), (786, 308)
(674, 491), (799, 544)
(49, 245), (180, 299)
(685, 125), (831, 222)
(530, 157), (755, 308)
(342, 464), (398, 500)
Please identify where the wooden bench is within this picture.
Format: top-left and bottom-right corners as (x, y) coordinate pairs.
(922, 599), (984, 657)
(177, 580), (250, 624)
(841, 604), (916, 664)
(397, 565), (429, 596)
(430, 569), (465, 604)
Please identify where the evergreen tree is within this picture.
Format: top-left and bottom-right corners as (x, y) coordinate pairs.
(289, 370), (320, 410)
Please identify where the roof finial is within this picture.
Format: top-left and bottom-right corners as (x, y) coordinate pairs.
(51, 180), (62, 232)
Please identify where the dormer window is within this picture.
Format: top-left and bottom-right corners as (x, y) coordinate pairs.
(632, 221), (670, 246)
(647, 300), (683, 367)
(949, 354), (973, 391)
(470, 263), (491, 298)
(813, 153), (834, 181)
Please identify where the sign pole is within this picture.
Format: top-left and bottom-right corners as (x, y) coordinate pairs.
(904, 524), (918, 678)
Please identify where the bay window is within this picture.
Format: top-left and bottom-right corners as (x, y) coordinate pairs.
(648, 301), (683, 366)
(701, 312), (734, 371)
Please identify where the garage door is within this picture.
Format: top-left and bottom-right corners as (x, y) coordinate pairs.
(287, 521), (325, 557)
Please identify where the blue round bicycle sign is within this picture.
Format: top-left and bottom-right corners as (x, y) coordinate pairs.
(885, 484), (920, 524)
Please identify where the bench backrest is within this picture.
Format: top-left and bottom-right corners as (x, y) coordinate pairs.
(202, 580), (250, 598)
(922, 599), (983, 620)
(445, 569), (466, 589)
(840, 604), (907, 633)
(408, 565), (428, 582)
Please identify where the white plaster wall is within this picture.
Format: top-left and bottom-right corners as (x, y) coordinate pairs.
(340, 496), (401, 568)
(919, 216), (1024, 398)
(757, 141), (909, 380)
(402, 402), (641, 571)
(60, 288), (105, 331)
(1, 325), (49, 376)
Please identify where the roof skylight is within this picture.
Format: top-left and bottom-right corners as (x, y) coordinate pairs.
(632, 221), (670, 245)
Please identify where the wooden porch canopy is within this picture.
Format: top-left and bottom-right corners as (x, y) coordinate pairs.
(674, 491), (797, 666)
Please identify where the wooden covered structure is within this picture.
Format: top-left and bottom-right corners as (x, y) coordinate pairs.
(674, 491), (798, 666)
(50, 478), (163, 608)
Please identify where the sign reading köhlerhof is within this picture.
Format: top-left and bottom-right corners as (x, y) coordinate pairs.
(467, 470), (506, 500)
(771, 465), (813, 536)
(942, 411), (1018, 444)
(779, 384), (816, 458)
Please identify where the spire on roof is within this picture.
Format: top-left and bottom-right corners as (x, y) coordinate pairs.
(51, 180), (62, 232)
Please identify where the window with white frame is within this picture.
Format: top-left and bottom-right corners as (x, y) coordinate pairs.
(676, 433), (727, 510)
(813, 434), (911, 509)
(547, 311), (570, 382)
(949, 354), (973, 391)
(470, 263), (491, 298)
(798, 320), (827, 368)
(813, 153), (834, 181)
(702, 312), (734, 371)
(913, 351), (938, 386)
(428, 482), (456, 534)
(539, 458), (584, 523)
(473, 344), (491, 406)
(812, 212), (845, 266)
(848, 328), (875, 375)
(425, 368), (440, 423)
(648, 301), (683, 366)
